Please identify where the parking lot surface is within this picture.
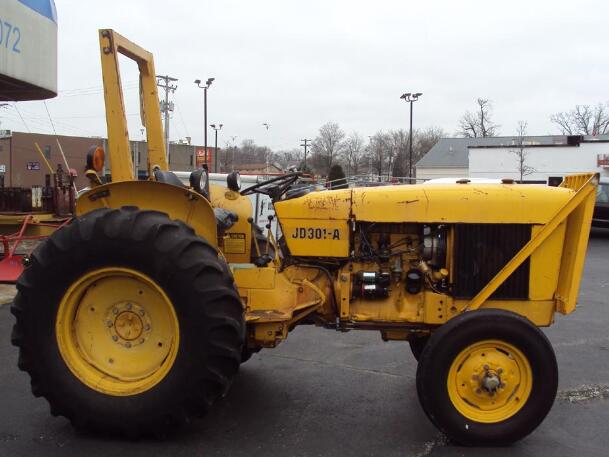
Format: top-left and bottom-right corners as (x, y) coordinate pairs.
(0, 230), (608, 457)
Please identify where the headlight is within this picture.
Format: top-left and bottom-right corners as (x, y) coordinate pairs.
(189, 167), (209, 198)
(227, 171), (241, 192)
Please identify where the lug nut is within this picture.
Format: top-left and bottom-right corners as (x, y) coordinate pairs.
(126, 303), (132, 310)
(113, 308), (119, 315)
(106, 321), (113, 327)
(139, 310), (145, 316)
(145, 324), (151, 331)
(125, 342), (131, 348)
(112, 335), (118, 342)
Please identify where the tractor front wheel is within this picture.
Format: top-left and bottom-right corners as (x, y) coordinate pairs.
(416, 309), (557, 446)
(11, 207), (245, 436)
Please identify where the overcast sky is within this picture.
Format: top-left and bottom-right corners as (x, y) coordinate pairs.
(3, 0), (609, 150)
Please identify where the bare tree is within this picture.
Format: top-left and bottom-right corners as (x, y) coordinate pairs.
(360, 127), (445, 178)
(415, 126), (446, 161)
(388, 129), (408, 177)
(550, 103), (609, 135)
(311, 122), (346, 174)
(366, 132), (392, 178)
(342, 132), (365, 176)
(275, 148), (302, 168)
(511, 121), (535, 182)
(457, 98), (499, 138)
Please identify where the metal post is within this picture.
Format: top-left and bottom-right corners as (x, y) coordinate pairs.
(210, 124), (223, 173)
(409, 100), (413, 179)
(204, 86), (208, 167)
(133, 140), (138, 178)
(214, 128), (218, 172)
(164, 86), (169, 162)
(400, 92), (422, 182)
(300, 139), (311, 171)
(156, 75), (178, 164)
(195, 78), (214, 168)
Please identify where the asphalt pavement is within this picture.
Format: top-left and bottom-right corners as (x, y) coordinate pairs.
(1, 229), (608, 457)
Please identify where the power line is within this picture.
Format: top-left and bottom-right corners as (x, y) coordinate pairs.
(174, 101), (190, 140)
(43, 101), (58, 136)
(156, 74), (178, 163)
(12, 104), (31, 133)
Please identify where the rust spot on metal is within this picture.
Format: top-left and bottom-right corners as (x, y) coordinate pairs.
(397, 199), (419, 204)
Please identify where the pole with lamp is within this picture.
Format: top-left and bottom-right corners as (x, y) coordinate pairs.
(194, 78), (214, 168)
(262, 123), (270, 173)
(210, 123), (223, 172)
(399, 92), (422, 182)
(229, 135), (237, 171)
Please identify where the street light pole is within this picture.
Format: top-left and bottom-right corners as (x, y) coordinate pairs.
(210, 124), (223, 172)
(195, 77), (215, 167)
(230, 135), (237, 171)
(262, 123), (270, 173)
(400, 92), (422, 181)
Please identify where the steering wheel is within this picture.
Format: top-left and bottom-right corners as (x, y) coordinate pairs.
(241, 172), (302, 199)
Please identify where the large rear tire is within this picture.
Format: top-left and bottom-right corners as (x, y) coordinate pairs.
(11, 207), (245, 436)
(416, 309), (557, 446)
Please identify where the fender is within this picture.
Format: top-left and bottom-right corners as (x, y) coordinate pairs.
(77, 181), (217, 246)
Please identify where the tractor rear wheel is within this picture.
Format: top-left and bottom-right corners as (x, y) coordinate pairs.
(416, 309), (557, 446)
(11, 207), (244, 436)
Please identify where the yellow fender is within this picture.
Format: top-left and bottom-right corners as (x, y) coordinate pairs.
(77, 181), (217, 246)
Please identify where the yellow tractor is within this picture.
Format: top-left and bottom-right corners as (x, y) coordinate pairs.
(11, 30), (598, 445)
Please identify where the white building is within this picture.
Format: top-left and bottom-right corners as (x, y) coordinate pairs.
(469, 136), (609, 183)
(416, 135), (609, 183)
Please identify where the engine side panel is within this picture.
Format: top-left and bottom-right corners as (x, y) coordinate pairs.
(274, 189), (351, 257)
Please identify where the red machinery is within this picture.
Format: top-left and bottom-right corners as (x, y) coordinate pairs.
(0, 216), (70, 282)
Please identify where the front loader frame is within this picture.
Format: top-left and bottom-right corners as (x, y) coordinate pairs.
(466, 173), (598, 314)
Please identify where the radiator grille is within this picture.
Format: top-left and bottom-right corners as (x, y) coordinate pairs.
(453, 224), (531, 300)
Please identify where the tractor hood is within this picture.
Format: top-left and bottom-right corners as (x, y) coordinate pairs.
(274, 183), (575, 225)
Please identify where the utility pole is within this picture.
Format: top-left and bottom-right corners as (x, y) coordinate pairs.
(300, 138), (311, 171)
(156, 75), (178, 165)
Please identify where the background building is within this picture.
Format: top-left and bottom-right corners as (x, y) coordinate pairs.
(416, 135), (609, 182)
(0, 131), (212, 189)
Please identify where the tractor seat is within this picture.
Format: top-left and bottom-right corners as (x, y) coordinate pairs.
(154, 170), (185, 188)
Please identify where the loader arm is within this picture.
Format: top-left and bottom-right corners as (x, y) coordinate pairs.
(99, 29), (167, 181)
(466, 173), (598, 313)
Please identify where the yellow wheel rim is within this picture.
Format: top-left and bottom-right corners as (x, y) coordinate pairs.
(56, 267), (180, 396)
(447, 339), (532, 423)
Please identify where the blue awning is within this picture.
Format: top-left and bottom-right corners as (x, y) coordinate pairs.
(17, 0), (57, 24)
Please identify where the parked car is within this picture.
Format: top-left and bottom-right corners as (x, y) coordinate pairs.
(593, 177), (609, 228)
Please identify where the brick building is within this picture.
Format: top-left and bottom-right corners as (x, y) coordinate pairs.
(0, 131), (211, 189)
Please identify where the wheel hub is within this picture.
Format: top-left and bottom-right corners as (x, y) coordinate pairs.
(447, 340), (532, 423)
(107, 302), (151, 347)
(481, 370), (501, 393)
(115, 311), (143, 340)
